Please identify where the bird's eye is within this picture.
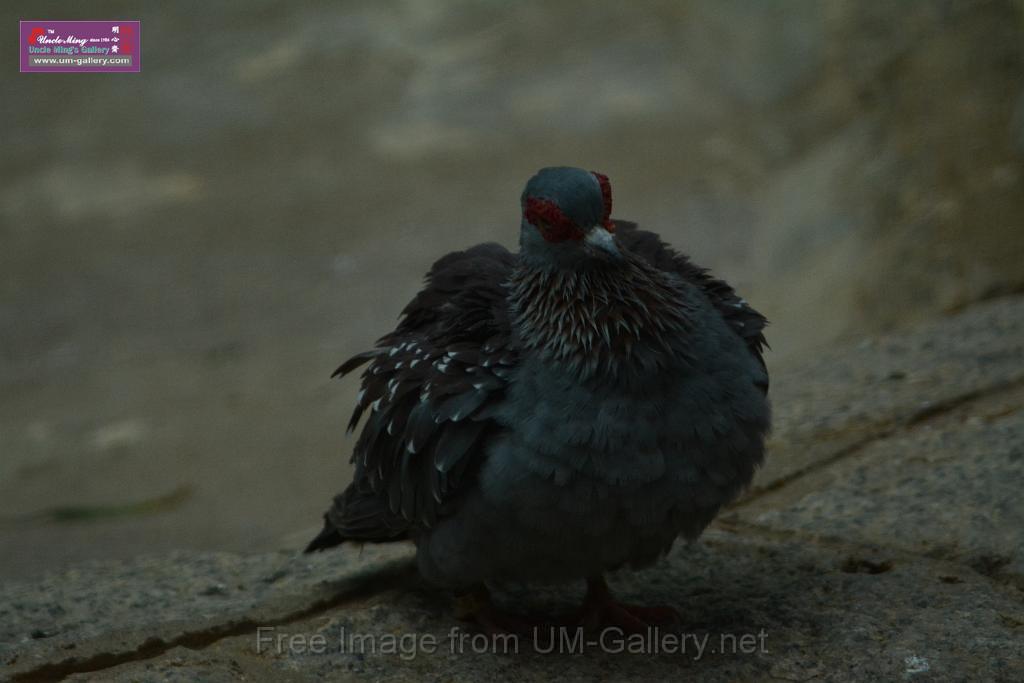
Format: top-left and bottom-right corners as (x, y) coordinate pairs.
(524, 197), (584, 242)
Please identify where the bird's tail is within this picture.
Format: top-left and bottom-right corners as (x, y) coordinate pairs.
(304, 520), (345, 553)
(303, 487), (409, 553)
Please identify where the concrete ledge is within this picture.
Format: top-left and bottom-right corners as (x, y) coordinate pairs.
(4, 296), (1024, 681)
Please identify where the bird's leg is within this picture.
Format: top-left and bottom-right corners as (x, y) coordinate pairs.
(576, 575), (681, 633)
(453, 583), (549, 636)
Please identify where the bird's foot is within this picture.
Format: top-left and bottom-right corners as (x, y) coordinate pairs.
(454, 585), (550, 636)
(575, 576), (681, 634)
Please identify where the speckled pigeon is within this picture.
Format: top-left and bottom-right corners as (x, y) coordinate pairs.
(307, 166), (770, 631)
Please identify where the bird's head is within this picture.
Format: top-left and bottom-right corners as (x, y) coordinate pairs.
(519, 166), (621, 267)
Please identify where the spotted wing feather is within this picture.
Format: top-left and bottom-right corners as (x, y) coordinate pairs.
(306, 243), (516, 551)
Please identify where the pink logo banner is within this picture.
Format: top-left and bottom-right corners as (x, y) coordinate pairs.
(20, 20), (141, 73)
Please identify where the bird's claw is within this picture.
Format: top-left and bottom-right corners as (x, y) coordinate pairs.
(454, 585), (552, 637)
(576, 576), (682, 633)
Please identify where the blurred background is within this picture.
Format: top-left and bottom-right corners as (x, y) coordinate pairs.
(2, 0), (1022, 580)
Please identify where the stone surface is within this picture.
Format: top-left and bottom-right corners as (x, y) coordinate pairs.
(0, 545), (416, 680)
(3, 295), (1024, 681)
(746, 295), (1024, 493)
(6, 532), (1024, 682)
(739, 384), (1024, 588)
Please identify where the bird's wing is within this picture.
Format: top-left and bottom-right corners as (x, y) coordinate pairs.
(310, 243), (517, 549)
(614, 220), (769, 386)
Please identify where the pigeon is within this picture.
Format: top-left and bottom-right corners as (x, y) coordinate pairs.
(307, 166), (770, 632)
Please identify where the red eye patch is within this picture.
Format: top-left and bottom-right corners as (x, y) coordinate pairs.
(591, 171), (615, 232)
(524, 197), (585, 243)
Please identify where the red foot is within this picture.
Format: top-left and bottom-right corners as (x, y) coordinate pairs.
(577, 576), (681, 633)
(454, 578), (681, 637)
(454, 585), (551, 636)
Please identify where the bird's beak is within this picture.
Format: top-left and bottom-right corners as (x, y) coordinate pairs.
(584, 225), (622, 260)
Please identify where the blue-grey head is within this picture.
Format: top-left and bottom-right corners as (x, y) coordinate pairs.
(519, 166), (621, 267)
